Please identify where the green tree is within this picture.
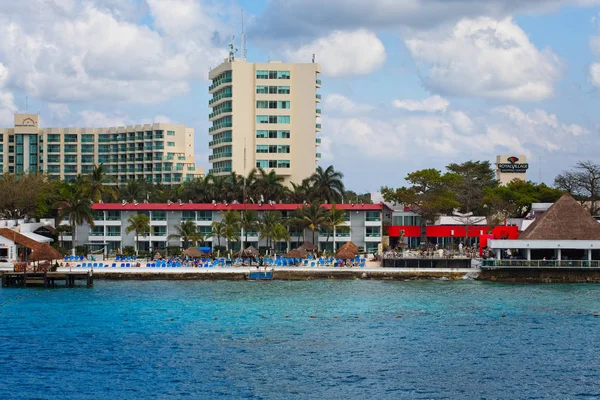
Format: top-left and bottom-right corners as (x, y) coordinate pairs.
(57, 186), (95, 254)
(297, 202), (328, 248)
(484, 180), (564, 221)
(125, 213), (152, 255)
(252, 169), (286, 202)
(240, 209), (260, 250)
(259, 211), (283, 251)
(85, 164), (117, 202)
(220, 210), (241, 251)
(309, 166), (345, 204)
(211, 221), (226, 250)
(381, 169), (460, 244)
(0, 173), (57, 219)
(555, 161), (600, 215)
(446, 160), (498, 214)
(167, 220), (202, 248)
(324, 205), (348, 251)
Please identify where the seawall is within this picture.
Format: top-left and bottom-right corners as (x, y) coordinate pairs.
(478, 268), (600, 283)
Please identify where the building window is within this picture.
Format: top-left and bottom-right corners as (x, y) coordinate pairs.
(81, 134), (94, 143)
(152, 211), (166, 221)
(107, 211), (121, 221)
(277, 160), (290, 168)
(256, 70), (268, 79)
(278, 101), (290, 109)
(64, 155), (77, 163)
(366, 227), (381, 237)
(256, 86), (268, 94)
(256, 130), (268, 139)
(81, 144), (94, 153)
(167, 131), (175, 136)
(256, 145), (268, 153)
(256, 160), (268, 169)
(268, 71), (277, 79)
(47, 165), (59, 173)
(366, 211), (380, 222)
(47, 145), (59, 153)
(64, 134), (78, 143)
(47, 134), (60, 143)
(278, 116), (290, 124)
(154, 226), (166, 236)
(256, 115), (269, 124)
(64, 144), (77, 153)
(167, 142), (175, 147)
(256, 100), (268, 109)
(182, 211), (196, 221)
(278, 130), (290, 139)
(8, 156), (14, 163)
(8, 145), (14, 153)
(278, 86), (290, 94)
(197, 211), (212, 221)
(107, 226), (120, 237)
(91, 226), (104, 236)
(277, 71), (290, 79)
(8, 135), (14, 143)
(277, 145), (290, 154)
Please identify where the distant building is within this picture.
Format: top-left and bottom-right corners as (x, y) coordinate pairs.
(0, 114), (203, 184)
(496, 154), (528, 185)
(208, 57), (321, 184)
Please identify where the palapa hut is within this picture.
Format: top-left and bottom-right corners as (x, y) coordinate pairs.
(298, 242), (317, 252)
(240, 246), (259, 258)
(285, 248), (308, 259)
(489, 193), (600, 263)
(183, 246), (205, 258)
(336, 249), (357, 260)
(337, 241), (359, 254)
(29, 243), (62, 262)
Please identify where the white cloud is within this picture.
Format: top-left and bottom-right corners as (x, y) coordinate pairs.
(324, 94), (374, 114)
(47, 103), (71, 119)
(76, 110), (131, 128)
(392, 95), (449, 112)
(405, 17), (563, 101)
(0, 1), (227, 104)
(321, 104), (588, 163)
(588, 34), (600, 87)
(153, 115), (172, 123)
(283, 29), (386, 77)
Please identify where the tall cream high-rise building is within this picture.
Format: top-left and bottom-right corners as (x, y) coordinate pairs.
(0, 114), (203, 184)
(208, 57), (321, 184)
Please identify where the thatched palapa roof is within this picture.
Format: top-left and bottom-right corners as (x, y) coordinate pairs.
(519, 193), (600, 240)
(241, 246), (259, 257)
(298, 242), (317, 252)
(336, 249), (357, 260)
(29, 243), (62, 261)
(183, 246), (205, 258)
(285, 248), (308, 259)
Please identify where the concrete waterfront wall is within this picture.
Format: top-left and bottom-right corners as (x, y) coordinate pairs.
(382, 258), (472, 269)
(478, 268), (600, 283)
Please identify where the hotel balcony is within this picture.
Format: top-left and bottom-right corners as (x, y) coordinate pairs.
(208, 152), (232, 162)
(208, 167), (233, 174)
(316, 108), (321, 117)
(316, 79), (321, 88)
(316, 152), (322, 160)
(316, 138), (321, 146)
(208, 107), (233, 121)
(316, 93), (321, 103)
(208, 92), (232, 107)
(208, 77), (232, 94)
(208, 137), (233, 149)
(316, 123), (321, 132)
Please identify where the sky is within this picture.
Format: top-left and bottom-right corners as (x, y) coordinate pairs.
(0, 0), (600, 192)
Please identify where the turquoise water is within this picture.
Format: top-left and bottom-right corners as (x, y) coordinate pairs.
(1, 280), (600, 399)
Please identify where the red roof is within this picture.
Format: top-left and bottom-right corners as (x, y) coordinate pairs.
(92, 203), (384, 211)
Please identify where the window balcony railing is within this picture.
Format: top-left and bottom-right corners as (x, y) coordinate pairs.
(208, 152), (232, 161)
(208, 77), (232, 91)
(316, 138), (321, 144)
(208, 122), (233, 133)
(209, 137), (233, 147)
(316, 79), (321, 86)
(209, 167), (233, 174)
(209, 92), (232, 105)
(316, 94), (321, 100)
(316, 123), (322, 130)
(316, 109), (321, 115)
(209, 107), (233, 119)
(316, 153), (322, 158)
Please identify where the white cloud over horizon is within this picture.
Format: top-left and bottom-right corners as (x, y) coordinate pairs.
(405, 17), (563, 101)
(392, 95), (449, 112)
(283, 29), (386, 77)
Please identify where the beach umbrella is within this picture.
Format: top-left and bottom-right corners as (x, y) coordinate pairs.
(338, 241), (359, 253)
(298, 242), (317, 252)
(335, 249), (357, 260)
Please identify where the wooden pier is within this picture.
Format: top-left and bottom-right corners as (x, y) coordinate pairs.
(1, 271), (93, 288)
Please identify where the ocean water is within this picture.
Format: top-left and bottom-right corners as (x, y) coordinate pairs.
(1, 280), (600, 400)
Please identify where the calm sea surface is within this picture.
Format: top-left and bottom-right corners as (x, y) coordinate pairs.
(1, 280), (600, 399)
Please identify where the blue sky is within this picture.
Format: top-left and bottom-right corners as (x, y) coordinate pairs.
(0, 0), (599, 192)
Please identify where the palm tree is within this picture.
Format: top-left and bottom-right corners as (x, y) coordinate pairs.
(309, 166), (345, 204)
(86, 164), (117, 202)
(259, 211), (284, 252)
(287, 178), (312, 203)
(272, 222), (291, 253)
(58, 186), (95, 255)
(167, 220), (201, 248)
(211, 221), (226, 250)
(253, 169), (285, 202)
(299, 202), (328, 249)
(240, 209), (260, 250)
(120, 179), (146, 202)
(324, 205), (349, 252)
(220, 210), (241, 251)
(125, 213), (152, 255)
(286, 213), (309, 247)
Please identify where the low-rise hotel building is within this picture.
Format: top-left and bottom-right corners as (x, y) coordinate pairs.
(0, 114), (203, 184)
(62, 203), (384, 255)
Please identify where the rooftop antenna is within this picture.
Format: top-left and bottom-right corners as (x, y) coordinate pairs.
(243, 138), (247, 203)
(312, 53), (315, 63)
(240, 9), (247, 59)
(228, 35), (238, 62)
